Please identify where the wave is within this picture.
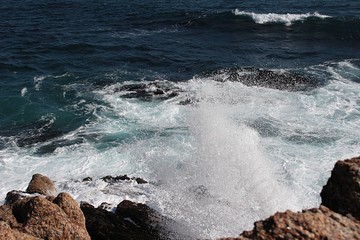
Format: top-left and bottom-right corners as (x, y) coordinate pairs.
(233, 10), (331, 26)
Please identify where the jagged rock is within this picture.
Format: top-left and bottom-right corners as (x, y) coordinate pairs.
(101, 174), (148, 184)
(81, 200), (190, 240)
(321, 156), (360, 220)
(222, 206), (360, 240)
(0, 189), (90, 239)
(26, 173), (56, 196)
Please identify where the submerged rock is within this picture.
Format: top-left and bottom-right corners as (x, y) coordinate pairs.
(101, 174), (148, 184)
(209, 67), (319, 91)
(115, 81), (181, 101)
(321, 156), (360, 220)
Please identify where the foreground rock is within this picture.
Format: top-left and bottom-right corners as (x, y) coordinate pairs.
(221, 156), (360, 240)
(81, 200), (190, 240)
(0, 174), (90, 240)
(222, 206), (360, 240)
(321, 156), (360, 220)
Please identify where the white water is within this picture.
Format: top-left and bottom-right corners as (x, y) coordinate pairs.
(234, 10), (331, 26)
(1, 60), (360, 238)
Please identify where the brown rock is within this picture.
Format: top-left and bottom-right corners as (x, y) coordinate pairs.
(26, 173), (56, 196)
(0, 191), (90, 240)
(321, 156), (360, 220)
(222, 206), (360, 240)
(0, 221), (40, 240)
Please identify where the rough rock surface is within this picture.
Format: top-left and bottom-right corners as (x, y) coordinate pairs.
(81, 200), (173, 240)
(0, 178), (90, 240)
(321, 156), (360, 220)
(26, 173), (56, 196)
(0, 221), (40, 240)
(221, 206), (360, 240)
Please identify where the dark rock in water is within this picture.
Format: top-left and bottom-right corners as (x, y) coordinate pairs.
(26, 173), (57, 196)
(209, 67), (319, 91)
(15, 129), (63, 147)
(225, 206), (360, 240)
(81, 200), (179, 240)
(82, 177), (93, 182)
(101, 174), (131, 182)
(101, 174), (148, 184)
(135, 177), (148, 184)
(115, 81), (181, 101)
(321, 156), (360, 220)
(0, 117), (63, 147)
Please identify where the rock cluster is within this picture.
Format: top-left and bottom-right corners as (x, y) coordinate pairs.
(221, 156), (360, 240)
(0, 174), (90, 240)
(1, 157), (360, 240)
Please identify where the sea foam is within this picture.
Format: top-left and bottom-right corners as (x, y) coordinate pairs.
(234, 10), (331, 26)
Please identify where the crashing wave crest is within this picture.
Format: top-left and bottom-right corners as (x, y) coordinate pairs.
(234, 10), (331, 26)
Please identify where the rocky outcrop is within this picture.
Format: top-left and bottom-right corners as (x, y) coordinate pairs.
(321, 156), (360, 220)
(223, 206), (360, 240)
(2, 156), (360, 240)
(221, 156), (360, 240)
(0, 174), (90, 240)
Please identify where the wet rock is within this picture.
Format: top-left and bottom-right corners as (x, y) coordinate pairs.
(223, 206), (360, 240)
(134, 177), (148, 184)
(116, 81), (181, 101)
(81, 201), (163, 240)
(101, 174), (131, 182)
(81, 200), (192, 240)
(82, 177), (93, 182)
(101, 174), (148, 184)
(0, 191), (90, 240)
(209, 67), (319, 91)
(321, 156), (360, 220)
(26, 173), (56, 196)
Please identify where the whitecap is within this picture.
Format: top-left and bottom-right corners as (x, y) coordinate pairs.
(20, 87), (27, 97)
(234, 10), (331, 26)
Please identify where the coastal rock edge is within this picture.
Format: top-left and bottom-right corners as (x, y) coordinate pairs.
(221, 156), (360, 240)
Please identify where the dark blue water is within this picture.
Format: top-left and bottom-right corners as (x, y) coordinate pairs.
(1, 1), (360, 129)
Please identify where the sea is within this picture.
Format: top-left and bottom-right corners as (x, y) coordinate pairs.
(1, 0), (360, 238)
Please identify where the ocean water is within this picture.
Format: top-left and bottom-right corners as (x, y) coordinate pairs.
(1, 0), (360, 238)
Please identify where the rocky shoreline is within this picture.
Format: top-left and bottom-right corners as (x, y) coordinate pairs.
(1, 157), (360, 239)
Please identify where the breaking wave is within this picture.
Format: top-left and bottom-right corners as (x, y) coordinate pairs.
(233, 10), (331, 26)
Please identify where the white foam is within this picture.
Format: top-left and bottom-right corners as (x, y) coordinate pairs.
(234, 10), (331, 26)
(1, 64), (360, 238)
(20, 87), (27, 97)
